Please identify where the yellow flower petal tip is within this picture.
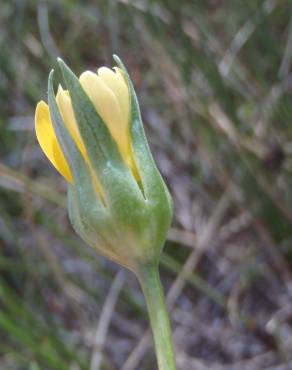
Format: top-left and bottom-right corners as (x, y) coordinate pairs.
(35, 100), (73, 183)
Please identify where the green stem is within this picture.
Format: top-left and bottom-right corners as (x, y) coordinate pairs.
(136, 263), (177, 370)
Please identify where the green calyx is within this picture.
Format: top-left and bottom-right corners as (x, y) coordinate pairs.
(47, 56), (173, 273)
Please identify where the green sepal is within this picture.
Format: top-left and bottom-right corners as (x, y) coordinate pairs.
(113, 56), (172, 200)
(48, 70), (104, 208)
(57, 59), (123, 169)
(67, 185), (130, 268)
(114, 55), (173, 255)
(57, 59), (145, 213)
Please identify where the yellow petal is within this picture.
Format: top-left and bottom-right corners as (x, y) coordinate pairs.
(35, 101), (72, 182)
(56, 85), (87, 159)
(55, 87), (105, 198)
(97, 67), (130, 130)
(79, 71), (129, 158)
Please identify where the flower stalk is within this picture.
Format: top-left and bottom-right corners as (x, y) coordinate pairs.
(137, 264), (177, 370)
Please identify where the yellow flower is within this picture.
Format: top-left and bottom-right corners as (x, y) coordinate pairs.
(35, 66), (135, 184)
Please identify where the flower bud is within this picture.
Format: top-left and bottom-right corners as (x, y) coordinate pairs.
(35, 56), (172, 273)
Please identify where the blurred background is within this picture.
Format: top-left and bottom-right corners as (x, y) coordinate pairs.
(1, 0), (292, 369)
